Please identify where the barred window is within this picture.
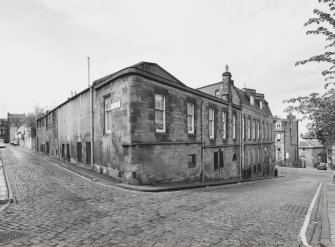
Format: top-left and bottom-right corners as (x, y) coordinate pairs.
(155, 94), (165, 132)
(187, 103), (194, 134)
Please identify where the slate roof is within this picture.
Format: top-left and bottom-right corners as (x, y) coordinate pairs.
(93, 61), (185, 88)
(299, 138), (325, 148)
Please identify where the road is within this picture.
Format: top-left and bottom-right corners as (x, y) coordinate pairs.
(0, 145), (332, 247)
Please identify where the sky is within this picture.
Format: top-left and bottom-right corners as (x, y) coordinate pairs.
(0, 0), (329, 133)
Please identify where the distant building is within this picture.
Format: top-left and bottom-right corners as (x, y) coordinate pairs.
(7, 113), (25, 142)
(274, 114), (299, 167)
(15, 125), (35, 150)
(0, 118), (8, 142)
(299, 135), (327, 169)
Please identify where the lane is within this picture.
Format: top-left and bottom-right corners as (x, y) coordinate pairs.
(0, 146), (330, 247)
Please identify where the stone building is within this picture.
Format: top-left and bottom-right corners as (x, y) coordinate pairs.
(15, 125), (35, 150)
(197, 67), (275, 178)
(274, 114), (299, 167)
(7, 113), (25, 143)
(299, 135), (327, 169)
(36, 62), (275, 184)
(0, 119), (8, 142)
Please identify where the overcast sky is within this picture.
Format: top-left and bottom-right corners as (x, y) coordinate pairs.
(0, 0), (328, 132)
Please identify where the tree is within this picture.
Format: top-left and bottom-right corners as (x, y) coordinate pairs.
(285, 0), (335, 144)
(296, 0), (335, 88)
(24, 105), (47, 137)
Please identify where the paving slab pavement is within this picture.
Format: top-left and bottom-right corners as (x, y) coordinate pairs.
(327, 182), (335, 245)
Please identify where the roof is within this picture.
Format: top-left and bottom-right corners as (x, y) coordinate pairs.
(235, 87), (272, 115)
(37, 61), (242, 121)
(93, 61), (185, 88)
(299, 138), (325, 148)
(7, 113), (25, 119)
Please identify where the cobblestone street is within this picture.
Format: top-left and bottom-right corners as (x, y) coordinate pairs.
(0, 146), (332, 247)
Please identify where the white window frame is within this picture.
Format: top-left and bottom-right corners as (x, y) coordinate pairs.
(232, 114), (236, 139)
(209, 108), (214, 138)
(187, 103), (194, 134)
(260, 101), (263, 109)
(276, 121), (281, 129)
(104, 95), (112, 134)
(155, 94), (166, 133)
(222, 111), (227, 139)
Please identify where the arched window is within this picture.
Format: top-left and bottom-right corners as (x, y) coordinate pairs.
(232, 153), (237, 161)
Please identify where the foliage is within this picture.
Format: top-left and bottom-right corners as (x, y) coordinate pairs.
(296, 0), (335, 88)
(24, 105), (47, 137)
(285, 0), (335, 144)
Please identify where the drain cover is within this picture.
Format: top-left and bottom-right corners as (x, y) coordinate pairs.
(281, 204), (308, 216)
(0, 231), (27, 243)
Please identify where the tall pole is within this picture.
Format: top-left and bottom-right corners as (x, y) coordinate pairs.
(88, 57), (94, 168)
(88, 57), (91, 88)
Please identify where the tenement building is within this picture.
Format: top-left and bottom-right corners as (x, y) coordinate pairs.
(274, 114), (299, 167)
(36, 62), (275, 184)
(0, 118), (8, 142)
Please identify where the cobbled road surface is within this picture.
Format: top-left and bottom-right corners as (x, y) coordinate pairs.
(0, 145), (332, 247)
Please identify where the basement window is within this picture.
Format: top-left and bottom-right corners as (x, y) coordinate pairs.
(188, 154), (196, 168)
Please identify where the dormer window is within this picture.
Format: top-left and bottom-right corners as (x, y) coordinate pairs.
(215, 89), (220, 98)
(260, 101), (263, 109)
(250, 95), (254, 105)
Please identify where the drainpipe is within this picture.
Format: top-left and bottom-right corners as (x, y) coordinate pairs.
(88, 57), (94, 168)
(240, 111), (243, 179)
(200, 100), (205, 182)
(90, 86), (94, 167)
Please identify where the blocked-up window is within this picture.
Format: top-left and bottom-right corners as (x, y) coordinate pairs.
(247, 119), (251, 139)
(252, 120), (256, 139)
(104, 95), (112, 134)
(242, 116), (245, 139)
(155, 94), (165, 132)
(209, 108), (214, 138)
(257, 120), (260, 139)
(187, 103), (194, 134)
(222, 111), (227, 139)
